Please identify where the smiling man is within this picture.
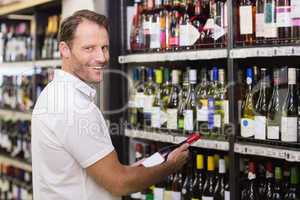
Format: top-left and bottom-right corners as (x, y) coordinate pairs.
(31, 10), (189, 200)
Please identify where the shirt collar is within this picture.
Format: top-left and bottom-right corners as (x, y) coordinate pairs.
(53, 69), (97, 101)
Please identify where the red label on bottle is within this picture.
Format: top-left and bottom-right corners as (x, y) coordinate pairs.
(169, 37), (179, 46)
(293, 18), (300, 26)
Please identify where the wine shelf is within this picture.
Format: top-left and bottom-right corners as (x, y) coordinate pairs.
(0, 154), (32, 172)
(230, 46), (300, 59)
(0, 109), (32, 120)
(118, 49), (227, 64)
(125, 129), (230, 151)
(0, 59), (61, 68)
(0, 0), (54, 16)
(235, 142), (300, 162)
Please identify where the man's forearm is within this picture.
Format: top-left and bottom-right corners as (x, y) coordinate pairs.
(120, 161), (176, 195)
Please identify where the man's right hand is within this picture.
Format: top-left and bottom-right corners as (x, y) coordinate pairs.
(166, 143), (190, 172)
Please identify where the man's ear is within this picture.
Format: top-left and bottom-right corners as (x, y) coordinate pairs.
(59, 41), (71, 58)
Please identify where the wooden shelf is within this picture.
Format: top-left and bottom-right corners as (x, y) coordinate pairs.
(0, 0), (55, 16)
(0, 154), (31, 172)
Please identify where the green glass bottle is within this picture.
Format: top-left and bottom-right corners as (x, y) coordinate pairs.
(144, 68), (156, 128)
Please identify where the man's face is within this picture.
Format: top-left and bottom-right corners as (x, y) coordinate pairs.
(65, 20), (109, 84)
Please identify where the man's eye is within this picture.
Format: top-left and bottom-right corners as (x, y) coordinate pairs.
(85, 47), (93, 51)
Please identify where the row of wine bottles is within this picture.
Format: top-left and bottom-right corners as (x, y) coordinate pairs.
(240, 159), (300, 200)
(0, 119), (31, 162)
(0, 14), (60, 63)
(241, 66), (300, 142)
(128, 66), (230, 138)
(237, 0), (300, 46)
(0, 163), (32, 200)
(128, 0), (300, 52)
(0, 67), (54, 112)
(129, 0), (227, 51)
(129, 141), (230, 200)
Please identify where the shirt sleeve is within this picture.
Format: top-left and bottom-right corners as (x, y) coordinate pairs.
(54, 103), (115, 168)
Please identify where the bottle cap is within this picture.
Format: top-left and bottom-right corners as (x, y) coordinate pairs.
(147, 68), (154, 78)
(196, 154), (204, 170)
(275, 167), (282, 180)
(219, 159), (226, 174)
(189, 69), (197, 83)
(207, 156), (215, 171)
(213, 67), (219, 81)
(155, 69), (163, 84)
(164, 68), (170, 82)
(288, 68), (296, 85)
(133, 68), (139, 81)
(172, 70), (179, 84)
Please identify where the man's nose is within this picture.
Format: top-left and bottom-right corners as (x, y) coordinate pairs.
(95, 48), (106, 63)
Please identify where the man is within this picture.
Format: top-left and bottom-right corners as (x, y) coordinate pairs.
(32, 10), (189, 200)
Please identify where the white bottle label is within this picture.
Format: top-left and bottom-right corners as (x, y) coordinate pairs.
(239, 6), (253, 34)
(167, 108), (178, 129)
(151, 106), (161, 128)
(197, 107), (208, 122)
(225, 191), (230, 200)
(256, 13), (265, 37)
(130, 192), (142, 199)
(281, 117), (298, 142)
(171, 191), (181, 200)
(241, 118), (254, 137)
(264, 3), (278, 38)
(135, 93), (145, 108)
(164, 190), (172, 200)
(267, 126), (280, 140)
(223, 100), (229, 124)
(154, 188), (165, 200)
(213, 24), (225, 40)
(214, 114), (222, 128)
(144, 95), (154, 109)
(202, 196), (214, 200)
(291, 0), (300, 18)
(184, 109), (194, 131)
(254, 116), (266, 140)
(276, 6), (292, 27)
(179, 24), (189, 47)
(150, 20), (161, 49)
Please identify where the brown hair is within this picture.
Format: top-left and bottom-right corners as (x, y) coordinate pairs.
(58, 9), (108, 46)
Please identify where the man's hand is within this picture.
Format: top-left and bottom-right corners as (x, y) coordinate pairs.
(166, 143), (189, 172)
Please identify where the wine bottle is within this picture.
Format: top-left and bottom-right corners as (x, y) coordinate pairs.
(178, 71), (189, 132)
(202, 155), (215, 200)
(241, 67), (256, 138)
(265, 161), (274, 200)
(264, 0), (277, 43)
(191, 154), (205, 199)
(136, 67), (147, 129)
(214, 158), (228, 200)
(256, 0), (265, 43)
(281, 68), (298, 142)
(162, 68), (172, 108)
(291, 0), (300, 43)
(196, 68), (209, 136)
(128, 68), (139, 128)
(276, 0), (292, 44)
(254, 68), (270, 140)
(284, 167), (300, 200)
(272, 166), (283, 200)
(267, 70), (281, 140)
(182, 162), (193, 200)
(152, 69), (166, 129)
(239, 0), (256, 46)
(144, 68), (156, 128)
(171, 172), (182, 200)
(167, 70), (180, 131)
(245, 161), (259, 200)
(183, 69), (197, 134)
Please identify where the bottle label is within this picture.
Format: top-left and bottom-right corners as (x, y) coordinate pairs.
(143, 20), (151, 35)
(264, 3), (278, 38)
(151, 107), (161, 128)
(131, 192), (142, 199)
(214, 114), (222, 128)
(281, 117), (298, 142)
(164, 191), (172, 200)
(239, 6), (253, 34)
(160, 30), (166, 48)
(223, 100), (229, 124)
(225, 191), (230, 200)
(256, 13), (265, 37)
(213, 24), (226, 40)
(184, 109), (194, 131)
(169, 36), (179, 46)
(291, 0), (300, 18)
(144, 95), (154, 109)
(202, 196), (214, 200)
(150, 20), (161, 49)
(241, 119), (254, 137)
(180, 23), (200, 46)
(167, 108), (178, 129)
(254, 116), (266, 140)
(276, 6), (292, 27)
(171, 192), (181, 200)
(153, 188), (164, 200)
(179, 24), (189, 47)
(267, 126), (280, 140)
(197, 99), (208, 122)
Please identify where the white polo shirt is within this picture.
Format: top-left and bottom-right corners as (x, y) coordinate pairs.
(31, 69), (120, 200)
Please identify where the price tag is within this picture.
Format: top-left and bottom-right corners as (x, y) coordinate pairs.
(294, 46), (300, 55)
(278, 151), (286, 159)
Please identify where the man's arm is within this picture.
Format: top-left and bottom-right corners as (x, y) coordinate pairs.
(86, 143), (189, 196)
